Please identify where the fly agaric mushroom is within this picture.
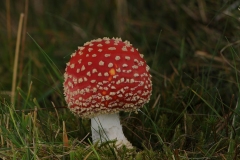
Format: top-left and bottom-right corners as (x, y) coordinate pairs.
(63, 37), (152, 148)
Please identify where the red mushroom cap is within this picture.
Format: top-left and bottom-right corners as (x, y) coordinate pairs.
(63, 37), (152, 118)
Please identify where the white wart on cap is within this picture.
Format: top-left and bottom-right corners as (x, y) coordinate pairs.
(63, 37), (152, 118)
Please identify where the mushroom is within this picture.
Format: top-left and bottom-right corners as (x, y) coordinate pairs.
(63, 37), (152, 148)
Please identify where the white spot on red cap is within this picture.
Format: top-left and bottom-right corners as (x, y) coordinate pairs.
(110, 92), (116, 96)
(78, 51), (83, 55)
(139, 81), (144, 86)
(78, 78), (83, 83)
(70, 64), (75, 68)
(68, 81), (73, 87)
(103, 37), (110, 40)
(134, 73), (139, 77)
(118, 94), (123, 97)
(146, 65), (150, 71)
(124, 40), (131, 46)
(95, 38), (102, 42)
(108, 47), (116, 50)
(71, 52), (76, 57)
(115, 56), (120, 60)
(122, 46), (127, 51)
(104, 72), (109, 76)
(126, 70), (132, 73)
(84, 42), (91, 46)
(73, 78), (77, 84)
(98, 49), (102, 52)
(105, 54), (110, 57)
(92, 68), (97, 73)
(139, 61), (144, 66)
(122, 64), (128, 67)
(105, 95), (111, 100)
(78, 46), (84, 50)
(132, 65), (138, 69)
(103, 80), (108, 84)
(92, 54), (97, 57)
(92, 88), (97, 93)
(88, 48), (93, 52)
(125, 56), (130, 60)
(64, 73), (68, 79)
(81, 65), (85, 71)
(99, 61), (104, 66)
(87, 71), (91, 76)
(116, 68), (121, 72)
(108, 63), (113, 68)
(91, 80), (96, 83)
(137, 90), (142, 94)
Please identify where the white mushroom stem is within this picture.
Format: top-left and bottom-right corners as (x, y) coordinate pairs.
(91, 113), (133, 148)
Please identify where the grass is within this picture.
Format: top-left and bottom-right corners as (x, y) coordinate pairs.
(1, 0), (240, 159)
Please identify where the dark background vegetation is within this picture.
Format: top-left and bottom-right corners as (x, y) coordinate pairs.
(0, 0), (240, 159)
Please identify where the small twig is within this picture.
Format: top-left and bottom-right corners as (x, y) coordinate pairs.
(6, 0), (11, 41)
(5, 115), (10, 148)
(18, 0), (29, 106)
(63, 121), (69, 147)
(152, 94), (161, 109)
(51, 101), (60, 126)
(169, 61), (179, 76)
(195, 50), (225, 63)
(219, 40), (240, 74)
(197, 0), (207, 23)
(11, 13), (24, 106)
(215, 1), (240, 21)
(0, 119), (3, 146)
(115, 0), (128, 36)
(33, 107), (37, 127)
